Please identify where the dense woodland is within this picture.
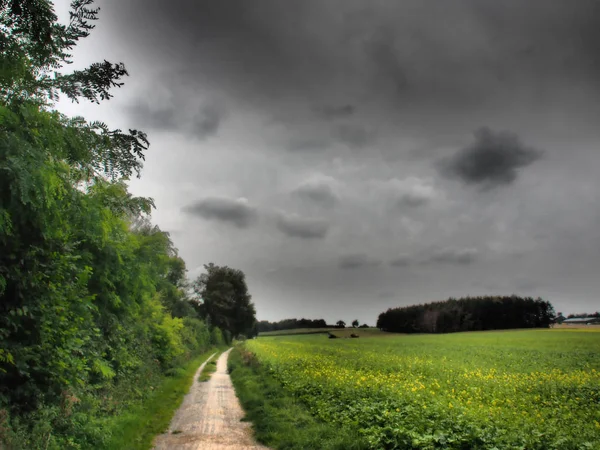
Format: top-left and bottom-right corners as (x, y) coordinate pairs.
(377, 296), (555, 333)
(0, 2), (255, 448)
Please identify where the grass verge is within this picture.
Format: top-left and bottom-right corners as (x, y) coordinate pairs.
(228, 346), (369, 450)
(198, 354), (220, 382)
(101, 348), (218, 450)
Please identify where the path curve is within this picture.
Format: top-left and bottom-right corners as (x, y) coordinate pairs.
(153, 348), (268, 450)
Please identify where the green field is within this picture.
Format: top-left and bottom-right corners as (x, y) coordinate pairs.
(242, 329), (600, 449)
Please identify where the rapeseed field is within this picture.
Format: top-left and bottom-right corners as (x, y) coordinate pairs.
(245, 329), (600, 449)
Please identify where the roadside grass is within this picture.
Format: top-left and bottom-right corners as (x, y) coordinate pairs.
(198, 354), (220, 382)
(101, 348), (218, 450)
(228, 346), (369, 450)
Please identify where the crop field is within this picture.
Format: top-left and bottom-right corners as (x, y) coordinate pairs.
(245, 329), (600, 449)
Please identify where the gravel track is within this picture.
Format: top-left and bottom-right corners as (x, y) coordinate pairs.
(153, 348), (268, 450)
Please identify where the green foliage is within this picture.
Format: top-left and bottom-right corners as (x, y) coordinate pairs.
(210, 327), (226, 346)
(0, 1), (215, 448)
(245, 330), (600, 449)
(193, 263), (257, 338)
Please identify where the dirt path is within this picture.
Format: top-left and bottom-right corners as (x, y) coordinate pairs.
(153, 348), (268, 450)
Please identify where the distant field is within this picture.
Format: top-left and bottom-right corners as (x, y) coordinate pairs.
(245, 329), (600, 449)
(258, 327), (383, 337)
(553, 323), (600, 329)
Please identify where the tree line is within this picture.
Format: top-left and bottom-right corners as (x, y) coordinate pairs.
(377, 296), (555, 333)
(257, 318), (371, 333)
(566, 312), (600, 319)
(257, 318), (328, 333)
(0, 2), (255, 448)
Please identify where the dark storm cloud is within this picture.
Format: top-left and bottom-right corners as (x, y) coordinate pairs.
(112, 0), (600, 123)
(192, 106), (222, 140)
(338, 253), (382, 270)
(437, 128), (543, 188)
(183, 197), (257, 228)
(126, 101), (177, 131)
(276, 213), (329, 239)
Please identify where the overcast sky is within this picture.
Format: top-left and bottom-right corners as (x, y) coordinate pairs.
(53, 0), (600, 324)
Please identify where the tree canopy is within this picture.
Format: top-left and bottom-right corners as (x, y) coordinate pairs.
(193, 263), (257, 338)
(377, 296), (555, 333)
(256, 318), (328, 333)
(0, 2), (227, 447)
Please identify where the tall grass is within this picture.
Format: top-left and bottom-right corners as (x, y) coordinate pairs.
(101, 349), (218, 450)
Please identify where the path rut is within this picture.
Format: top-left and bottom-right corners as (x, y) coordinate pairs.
(153, 348), (268, 450)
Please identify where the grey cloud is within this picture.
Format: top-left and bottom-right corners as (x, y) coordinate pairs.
(126, 101), (177, 131)
(437, 128), (543, 188)
(398, 194), (429, 208)
(514, 278), (539, 292)
(126, 101), (224, 139)
(95, 0), (600, 321)
(287, 137), (330, 153)
(390, 248), (479, 266)
(338, 253), (381, 270)
(276, 213), (329, 239)
(111, 0), (600, 123)
(182, 197), (257, 228)
(314, 104), (355, 119)
(365, 30), (409, 96)
(427, 247), (479, 265)
(382, 177), (440, 209)
(192, 106), (222, 140)
(389, 256), (411, 267)
(337, 124), (376, 149)
(293, 178), (338, 206)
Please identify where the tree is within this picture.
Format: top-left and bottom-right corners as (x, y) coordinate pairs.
(377, 296), (556, 333)
(193, 263), (257, 337)
(351, 319), (359, 328)
(336, 320), (346, 328)
(0, 2), (214, 446)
